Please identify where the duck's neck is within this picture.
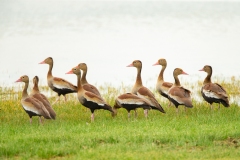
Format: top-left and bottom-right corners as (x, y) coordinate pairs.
(22, 82), (29, 99)
(81, 70), (88, 85)
(132, 67), (143, 94)
(158, 65), (166, 81)
(33, 82), (40, 93)
(203, 71), (212, 85)
(77, 73), (83, 91)
(174, 75), (181, 87)
(135, 67), (143, 87)
(47, 63), (53, 78)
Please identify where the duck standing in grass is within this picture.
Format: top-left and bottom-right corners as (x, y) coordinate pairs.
(15, 75), (52, 124)
(153, 58), (173, 107)
(168, 68), (193, 113)
(113, 93), (152, 118)
(127, 60), (165, 115)
(39, 57), (77, 105)
(76, 63), (102, 97)
(30, 76), (56, 119)
(66, 66), (114, 122)
(199, 65), (229, 109)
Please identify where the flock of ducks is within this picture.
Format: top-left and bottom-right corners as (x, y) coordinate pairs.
(15, 57), (230, 124)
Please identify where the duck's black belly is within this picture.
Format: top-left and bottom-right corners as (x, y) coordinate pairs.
(53, 87), (76, 96)
(168, 96), (181, 108)
(121, 104), (150, 111)
(25, 110), (39, 118)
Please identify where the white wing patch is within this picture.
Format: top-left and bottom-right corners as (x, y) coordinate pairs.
(22, 104), (40, 114)
(85, 96), (105, 106)
(53, 83), (70, 90)
(117, 98), (145, 105)
(97, 103), (104, 106)
(203, 89), (219, 99)
(169, 95), (184, 104)
(134, 101), (145, 105)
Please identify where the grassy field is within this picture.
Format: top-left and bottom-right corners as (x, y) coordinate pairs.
(0, 77), (240, 159)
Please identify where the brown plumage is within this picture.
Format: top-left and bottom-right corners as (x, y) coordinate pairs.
(30, 76), (56, 119)
(153, 58), (173, 106)
(113, 93), (152, 118)
(76, 63), (102, 97)
(66, 67), (114, 122)
(168, 68), (193, 112)
(199, 65), (229, 109)
(15, 75), (52, 124)
(39, 57), (77, 105)
(127, 60), (165, 114)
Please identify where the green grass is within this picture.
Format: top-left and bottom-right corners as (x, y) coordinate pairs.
(0, 78), (240, 159)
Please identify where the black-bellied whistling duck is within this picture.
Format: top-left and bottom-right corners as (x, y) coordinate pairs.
(15, 75), (52, 124)
(168, 68), (193, 113)
(30, 76), (56, 119)
(76, 63), (101, 97)
(199, 65), (229, 109)
(127, 60), (165, 114)
(153, 58), (173, 107)
(66, 67), (114, 122)
(39, 57), (77, 105)
(113, 93), (152, 118)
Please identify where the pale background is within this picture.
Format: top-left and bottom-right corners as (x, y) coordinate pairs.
(0, 0), (240, 89)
